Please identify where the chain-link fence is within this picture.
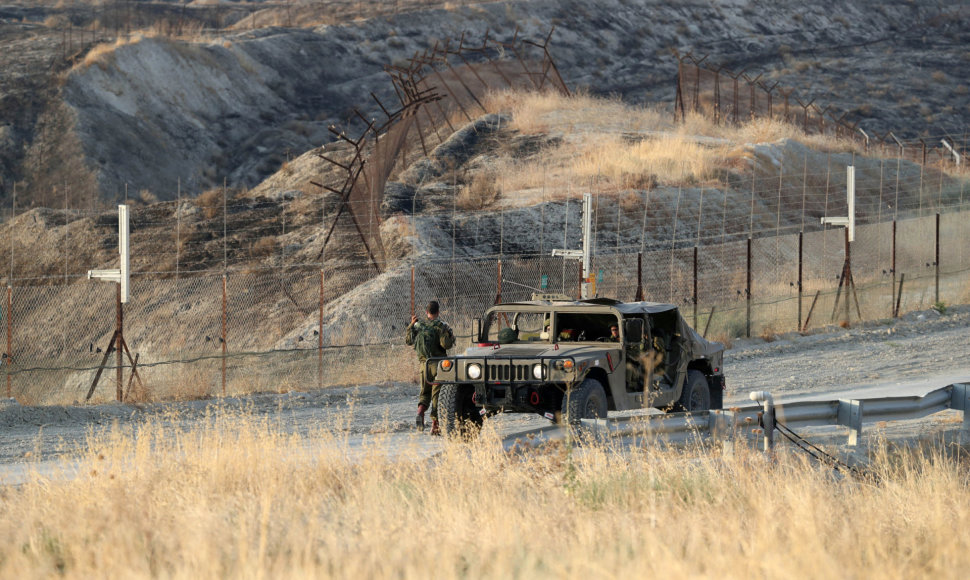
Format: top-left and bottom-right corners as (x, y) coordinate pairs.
(2, 204), (968, 405)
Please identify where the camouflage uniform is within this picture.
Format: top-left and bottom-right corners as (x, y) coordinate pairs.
(405, 317), (454, 419)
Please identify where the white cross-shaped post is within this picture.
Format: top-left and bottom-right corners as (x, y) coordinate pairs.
(821, 166), (855, 241)
(552, 193), (594, 298)
(88, 205), (130, 302)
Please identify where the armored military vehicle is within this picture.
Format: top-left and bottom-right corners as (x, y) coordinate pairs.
(429, 296), (726, 434)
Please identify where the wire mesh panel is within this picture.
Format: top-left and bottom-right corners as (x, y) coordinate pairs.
(10, 282), (116, 404)
(3, 189), (969, 405)
(940, 212), (970, 277)
(750, 234), (801, 336)
(895, 214), (937, 283)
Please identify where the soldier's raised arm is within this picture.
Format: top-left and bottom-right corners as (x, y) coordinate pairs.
(405, 315), (419, 345)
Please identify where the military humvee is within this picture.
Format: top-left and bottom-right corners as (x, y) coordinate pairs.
(429, 295), (726, 434)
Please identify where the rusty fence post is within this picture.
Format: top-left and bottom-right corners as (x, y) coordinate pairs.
(634, 252), (644, 302)
(892, 220), (897, 318)
(693, 245), (698, 330)
(221, 274), (227, 397)
(319, 269), (324, 390)
(844, 227), (851, 324)
(935, 213), (940, 305)
(116, 282), (123, 402)
(894, 273), (906, 318)
(802, 290), (821, 333)
(797, 231), (803, 331)
(5, 286), (10, 398)
(746, 237), (752, 338)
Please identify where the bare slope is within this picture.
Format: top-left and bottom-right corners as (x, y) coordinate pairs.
(3, 0), (965, 206)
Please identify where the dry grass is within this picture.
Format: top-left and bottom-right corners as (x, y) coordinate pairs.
(759, 326), (777, 342)
(75, 36), (144, 70)
(249, 236), (277, 258)
(457, 169), (502, 210)
(195, 187), (226, 219)
(1, 413), (969, 577)
(478, 90), (863, 207)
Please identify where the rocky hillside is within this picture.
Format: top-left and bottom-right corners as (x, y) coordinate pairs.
(0, 0), (966, 207)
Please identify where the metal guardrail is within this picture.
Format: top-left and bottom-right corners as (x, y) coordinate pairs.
(567, 382), (970, 450)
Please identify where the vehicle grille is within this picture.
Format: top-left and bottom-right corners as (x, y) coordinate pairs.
(487, 363), (531, 382)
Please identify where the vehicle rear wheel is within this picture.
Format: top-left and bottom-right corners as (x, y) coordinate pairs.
(560, 377), (608, 425)
(438, 384), (483, 437)
(672, 370), (711, 413)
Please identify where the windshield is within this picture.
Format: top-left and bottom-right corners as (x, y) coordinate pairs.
(482, 309), (621, 343)
(483, 311), (551, 344)
(554, 312), (620, 342)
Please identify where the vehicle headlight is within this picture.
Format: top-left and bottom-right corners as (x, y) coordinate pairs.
(552, 359), (574, 371)
(467, 363), (482, 380)
(440, 359), (453, 371)
(532, 363), (546, 380)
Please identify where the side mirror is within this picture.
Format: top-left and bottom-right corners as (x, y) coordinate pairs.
(472, 318), (481, 342)
(623, 318), (643, 343)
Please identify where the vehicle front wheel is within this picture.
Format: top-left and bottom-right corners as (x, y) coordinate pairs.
(672, 370), (711, 413)
(560, 377), (608, 425)
(438, 383), (483, 437)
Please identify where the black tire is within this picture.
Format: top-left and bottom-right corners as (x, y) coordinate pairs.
(561, 377), (608, 425)
(672, 370), (711, 413)
(438, 384), (483, 437)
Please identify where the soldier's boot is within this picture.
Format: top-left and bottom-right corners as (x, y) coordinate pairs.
(430, 418), (440, 436)
(416, 404), (428, 431)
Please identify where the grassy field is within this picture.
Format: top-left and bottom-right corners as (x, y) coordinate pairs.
(1, 412), (968, 578)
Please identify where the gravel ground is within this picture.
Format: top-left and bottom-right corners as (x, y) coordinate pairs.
(1, 305), (968, 481)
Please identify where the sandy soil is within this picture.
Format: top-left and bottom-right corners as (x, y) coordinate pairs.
(1, 305), (968, 482)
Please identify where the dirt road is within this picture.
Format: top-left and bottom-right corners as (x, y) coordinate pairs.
(2, 305), (968, 481)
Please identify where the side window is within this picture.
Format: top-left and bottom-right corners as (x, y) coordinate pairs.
(622, 316), (644, 343)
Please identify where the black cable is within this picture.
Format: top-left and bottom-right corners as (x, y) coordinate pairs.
(774, 420), (872, 480)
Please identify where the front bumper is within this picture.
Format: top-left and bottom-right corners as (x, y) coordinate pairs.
(428, 355), (579, 411)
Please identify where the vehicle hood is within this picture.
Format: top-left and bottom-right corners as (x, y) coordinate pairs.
(462, 343), (620, 359)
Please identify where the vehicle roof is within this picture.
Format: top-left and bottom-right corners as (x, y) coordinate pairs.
(489, 297), (679, 315)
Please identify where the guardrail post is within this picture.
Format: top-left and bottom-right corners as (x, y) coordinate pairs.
(709, 409), (736, 456)
(749, 391), (774, 452)
(837, 399), (863, 446)
(950, 383), (970, 442)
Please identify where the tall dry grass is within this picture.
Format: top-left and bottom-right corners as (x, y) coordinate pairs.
(476, 90), (865, 207)
(1, 411), (969, 578)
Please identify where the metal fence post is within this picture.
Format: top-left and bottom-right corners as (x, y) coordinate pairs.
(935, 213), (940, 304)
(5, 286), (10, 398)
(894, 273), (906, 318)
(693, 245), (698, 329)
(797, 231), (803, 331)
(319, 269), (324, 390)
(221, 274), (227, 397)
(746, 237), (752, 338)
(116, 282), (123, 402)
(891, 220), (897, 318)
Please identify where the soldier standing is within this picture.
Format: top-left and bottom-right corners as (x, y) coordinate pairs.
(405, 300), (455, 435)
